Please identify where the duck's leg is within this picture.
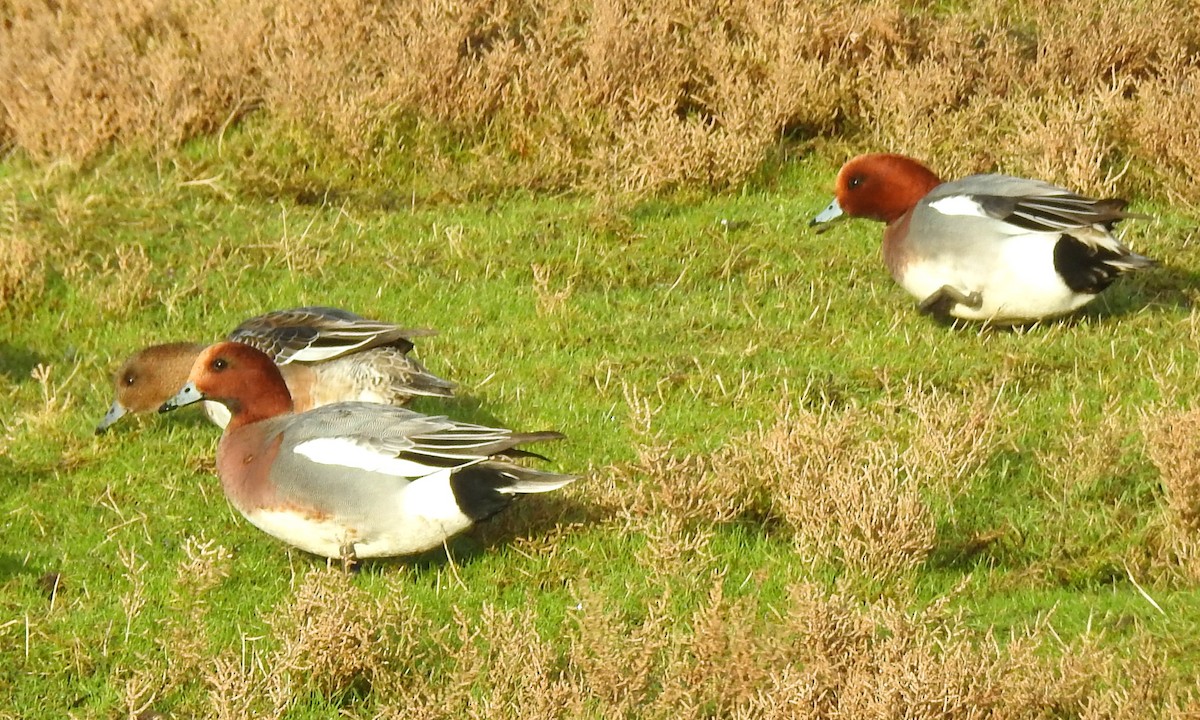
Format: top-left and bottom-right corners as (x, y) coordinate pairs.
(918, 285), (982, 317)
(339, 541), (359, 574)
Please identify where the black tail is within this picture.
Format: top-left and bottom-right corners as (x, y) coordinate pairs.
(449, 461), (578, 521)
(1053, 235), (1156, 294)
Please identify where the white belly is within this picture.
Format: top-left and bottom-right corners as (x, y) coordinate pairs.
(238, 469), (476, 559)
(241, 508), (473, 558)
(899, 233), (1093, 323)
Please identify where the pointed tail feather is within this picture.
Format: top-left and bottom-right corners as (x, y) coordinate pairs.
(507, 430), (567, 447)
(449, 461), (578, 521)
(1106, 252), (1157, 273)
(494, 431), (566, 462)
(390, 366), (457, 399)
(484, 461), (580, 494)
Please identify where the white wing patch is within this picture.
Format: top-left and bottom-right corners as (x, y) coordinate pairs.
(928, 195), (987, 218)
(293, 437), (436, 478)
(282, 339), (374, 364)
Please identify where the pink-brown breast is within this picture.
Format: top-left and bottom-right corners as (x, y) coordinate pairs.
(882, 210), (917, 284)
(215, 423), (286, 513)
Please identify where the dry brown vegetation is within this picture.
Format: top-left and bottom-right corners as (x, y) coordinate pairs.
(4, 0), (1200, 198)
(598, 382), (1004, 587)
(0, 194), (40, 306)
(1145, 405), (1200, 581)
(0, 233), (38, 308)
(6, 0), (1200, 714)
(73, 380), (1194, 716)
(126, 555), (1195, 718)
(1146, 407), (1200, 534)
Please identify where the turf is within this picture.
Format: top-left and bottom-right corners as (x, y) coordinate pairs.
(2, 124), (1200, 716)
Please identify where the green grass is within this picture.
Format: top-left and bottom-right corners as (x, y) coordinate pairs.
(3, 125), (1200, 716)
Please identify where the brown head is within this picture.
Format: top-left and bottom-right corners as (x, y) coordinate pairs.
(159, 341), (294, 429)
(811, 153), (943, 228)
(95, 342), (205, 434)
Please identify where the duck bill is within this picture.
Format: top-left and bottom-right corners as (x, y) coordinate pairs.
(809, 198), (844, 234)
(159, 381), (205, 413)
(94, 400), (129, 435)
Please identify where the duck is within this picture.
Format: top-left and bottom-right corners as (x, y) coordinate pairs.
(158, 340), (577, 566)
(96, 306), (454, 434)
(810, 153), (1156, 324)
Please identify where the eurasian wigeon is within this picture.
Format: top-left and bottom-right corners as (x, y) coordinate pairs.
(158, 341), (577, 565)
(810, 153), (1156, 324)
(96, 306), (455, 434)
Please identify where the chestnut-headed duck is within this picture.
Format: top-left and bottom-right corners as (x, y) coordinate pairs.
(810, 153), (1156, 324)
(96, 306), (455, 434)
(158, 341), (577, 565)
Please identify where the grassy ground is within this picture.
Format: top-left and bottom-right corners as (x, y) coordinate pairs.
(2, 114), (1200, 716)
(5, 2), (1200, 711)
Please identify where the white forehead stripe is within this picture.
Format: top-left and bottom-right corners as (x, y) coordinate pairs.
(294, 437), (434, 478)
(928, 195), (986, 217)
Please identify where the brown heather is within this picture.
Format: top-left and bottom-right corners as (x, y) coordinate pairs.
(0, 194), (40, 308)
(1144, 406), (1200, 580)
(169, 566), (1189, 717)
(754, 412), (935, 582)
(6, 1), (1200, 715)
(1147, 407), (1200, 532)
(264, 568), (412, 704)
(161, 534), (231, 692)
(91, 382), (1186, 716)
(0, 233), (38, 309)
(201, 567), (418, 716)
(3, 0), (1200, 198)
(603, 383), (1003, 587)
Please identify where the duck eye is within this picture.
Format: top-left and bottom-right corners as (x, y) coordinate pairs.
(123, 373), (136, 386)
(848, 175), (864, 189)
(211, 358), (229, 372)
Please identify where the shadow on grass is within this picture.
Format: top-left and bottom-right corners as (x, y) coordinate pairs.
(0, 553), (37, 583)
(0, 455), (52, 493)
(1054, 262), (1198, 325)
(0, 343), (45, 383)
(235, 174), (460, 214)
(411, 392), (565, 434)
(353, 493), (604, 576)
(0, 457), (61, 587)
(475, 492), (605, 546)
(1117, 262), (1200, 314)
(925, 449), (1034, 574)
(926, 526), (1022, 575)
(0, 554), (66, 612)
